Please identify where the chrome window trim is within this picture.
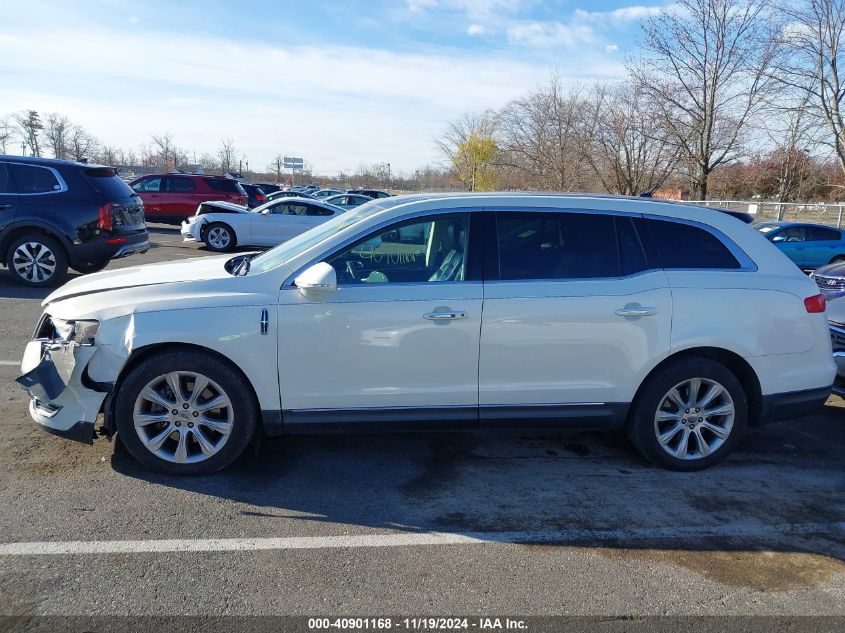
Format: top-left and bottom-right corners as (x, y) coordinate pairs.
(281, 206), (481, 287)
(483, 268), (663, 286)
(4, 162), (68, 196)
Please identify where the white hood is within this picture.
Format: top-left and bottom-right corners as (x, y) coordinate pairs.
(43, 255), (234, 307)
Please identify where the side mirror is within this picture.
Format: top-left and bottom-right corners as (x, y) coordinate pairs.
(295, 262), (337, 296)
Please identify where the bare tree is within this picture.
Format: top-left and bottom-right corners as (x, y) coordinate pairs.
(199, 153), (219, 172)
(218, 139), (236, 173)
(496, 76), (589, 191)
(43, 113), (73, 160)
(0, 117), (12, 154)
(267, 154), (285, 183)
(97, 145), (122, 166)
(68, 125), (97, 161)
(151, 133), (177, 168)
(582, 83), (681, 195)
(14, 110), (43, 157)
(630, 0), (779, 199)
(775, 0), (845, 181)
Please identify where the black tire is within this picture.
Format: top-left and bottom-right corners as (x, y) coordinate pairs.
(73, 259), (109, 274)
(202, 222), (236, 253)
(114, 350), (258, 475)
(5, 234), (69, 287)
(830, 255), (845, 265)
(626, 356), (748, 471)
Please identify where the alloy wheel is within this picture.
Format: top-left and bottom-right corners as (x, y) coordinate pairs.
(207, 227), (231, 250)
(653, 377), (735, 460)
(133, 371), (234, 464)
(12, 241), (57, 283)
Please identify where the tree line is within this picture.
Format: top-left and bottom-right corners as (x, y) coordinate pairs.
(437, 0), (845, 202)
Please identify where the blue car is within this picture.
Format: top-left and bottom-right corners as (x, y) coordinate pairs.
(755, 221), (845, 269)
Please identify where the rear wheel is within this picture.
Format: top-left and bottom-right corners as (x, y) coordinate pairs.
(203, 222), (236, 253)
(114, 350), (258, 475)
(5, 234), (68, 287)
(627, 357), (748, 471)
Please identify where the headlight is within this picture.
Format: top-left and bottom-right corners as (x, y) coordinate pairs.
(51, 318), (100, 345)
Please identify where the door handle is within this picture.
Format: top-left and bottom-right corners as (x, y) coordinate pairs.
(423, 311), (468, 321)
(0, 204), (12, 210)
(615, 306), (657, 317)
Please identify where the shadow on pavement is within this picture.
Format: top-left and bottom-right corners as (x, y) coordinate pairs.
(111, 405), (845, 575)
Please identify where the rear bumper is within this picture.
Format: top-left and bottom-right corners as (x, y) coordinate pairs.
(16, 339), (108, 444)
(759, 386), (832, 424)
(69, 230), (149, 266)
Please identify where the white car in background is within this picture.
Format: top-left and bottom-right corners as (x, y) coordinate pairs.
(180, 196), (345, 252)
(17, 193), (835, 475)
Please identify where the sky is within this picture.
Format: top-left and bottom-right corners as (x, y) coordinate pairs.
(0, 0), (670, 175)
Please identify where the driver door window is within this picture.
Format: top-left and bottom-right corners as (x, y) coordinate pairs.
(772, 227), (805, 243)
(326, 213), (470, 284)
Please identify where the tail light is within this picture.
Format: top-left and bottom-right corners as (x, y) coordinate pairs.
(256, 194), (265, 203)
(804, 294), (826, 313)
(98, 203), (114, 231)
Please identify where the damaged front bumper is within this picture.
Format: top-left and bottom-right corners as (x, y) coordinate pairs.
(180, 218), (203, 243)
(16, 338), (109, 444)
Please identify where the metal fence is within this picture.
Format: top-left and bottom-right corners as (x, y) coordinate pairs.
(686, 200), (845, 227)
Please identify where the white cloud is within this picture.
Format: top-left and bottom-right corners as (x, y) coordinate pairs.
(507, 22), (595, 48)
(407, 0), (524, 20)
(575, 5), (665, 24)
(605, 43), (619, 53)
(0, 26), (578, 171)
(467, 23), (486, 35)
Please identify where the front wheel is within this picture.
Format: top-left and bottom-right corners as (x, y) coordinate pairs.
(626, 357), (748, 471)
(114, 350), (258, 475)
(203, 222), (236, 253)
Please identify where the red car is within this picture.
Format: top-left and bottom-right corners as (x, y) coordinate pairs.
(129, 174), (247, 224)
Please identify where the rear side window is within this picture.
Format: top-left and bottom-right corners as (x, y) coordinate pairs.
(9, 164), (62, 194)
(808, 227), (840, 242)
(132, 177), (161, 193)
(646, 219), (741, 269)
(0, 163), (14, 193)
(305, 204), (334, 216)
(207, 179), (241, 193)
(82, 167), (135, 198)
(165, 177), (197, 193)
(495, 211), (624, 280)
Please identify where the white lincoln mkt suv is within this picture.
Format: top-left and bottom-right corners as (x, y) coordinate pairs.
(17, 194), (835, 474)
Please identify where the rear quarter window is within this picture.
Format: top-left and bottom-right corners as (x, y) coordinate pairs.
(82, 167), (135, 198)
(646, 219), (741, 269)
(207, 179), (243, 193)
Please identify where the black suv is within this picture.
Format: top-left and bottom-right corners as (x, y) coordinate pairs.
(0, 156), (148, 287)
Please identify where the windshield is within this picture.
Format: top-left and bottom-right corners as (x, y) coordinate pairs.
(248, 203), (378, 275)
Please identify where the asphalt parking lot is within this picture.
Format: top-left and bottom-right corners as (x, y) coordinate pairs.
(0, 225), (843, 623)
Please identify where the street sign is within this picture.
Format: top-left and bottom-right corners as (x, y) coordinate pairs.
(283, 156), (304, 169)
